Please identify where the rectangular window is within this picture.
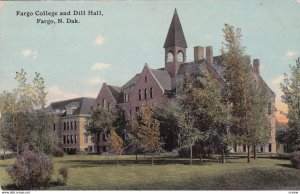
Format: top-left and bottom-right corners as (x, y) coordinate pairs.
(145, 76), (147, 82)
(144, 88), (147, 99)
(268, 102), (272, 115)
(64, 122), (66, 130)
(53, 123), (56, 131)
(103, 134), (106, 141)
(63, 136), (66, 144)
(75, 135), (77, 144)
(108, 102), (110, 109)
(84, 134), (88, 144)
(150, 88), (153, 98)
(71, 135), (73, 144)
(74, 121), (77, 129)
(139, 90), (141, 100)
(70, 121), (73, 130)
(67, 135), (69, 144)
(129, 110), (131, 117)
(124, 94), (127, 102)
(67, 122), (69, 130)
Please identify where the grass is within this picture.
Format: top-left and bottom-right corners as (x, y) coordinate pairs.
(1, 154), (300, 190)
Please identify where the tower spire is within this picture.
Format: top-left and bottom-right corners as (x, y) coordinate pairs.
(163, 9), (187, 48)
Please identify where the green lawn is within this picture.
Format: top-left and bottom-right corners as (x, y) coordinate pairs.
(1, 154), (300, 190)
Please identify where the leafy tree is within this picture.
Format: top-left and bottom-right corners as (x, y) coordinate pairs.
(85, 106), (117, 154)
(153, 101), (181, 152)
(0, 69), (55, 155)
(280, 58), (300, 151)
(221, 24), (262, 163)
(178, 68), (230, 164)
(108, 129), (124, 165)
(134, 106), (162, 165)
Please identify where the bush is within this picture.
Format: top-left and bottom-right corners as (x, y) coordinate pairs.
(51, 147), (64, 157)
(7, 150), (53, 189)
(58, 166), (68, 185)
(290, 153), (300, 169)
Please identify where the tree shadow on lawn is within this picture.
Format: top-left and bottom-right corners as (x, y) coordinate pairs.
(276, 163), (294, 169)
(58, 158), (221, 168)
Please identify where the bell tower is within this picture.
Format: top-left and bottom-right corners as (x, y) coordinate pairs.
(164, 9), (187, 78)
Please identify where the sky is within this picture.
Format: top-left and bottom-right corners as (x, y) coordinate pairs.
(0, 0), (299, 123)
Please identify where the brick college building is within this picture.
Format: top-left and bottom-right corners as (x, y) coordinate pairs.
(97, 9), (276, 154)
(48, 97), (96, 153)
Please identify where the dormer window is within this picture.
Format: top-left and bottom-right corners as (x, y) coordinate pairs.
(66, 102), (79, 115)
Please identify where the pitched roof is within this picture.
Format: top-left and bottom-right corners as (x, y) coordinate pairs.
(163, 9), (187, 48)
(49, 97), (96, 116)
(122, 74), (140, 89)
(150, 69), (172, 91)
(107, 85), (122, 102)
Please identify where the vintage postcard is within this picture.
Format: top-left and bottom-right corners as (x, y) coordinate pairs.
(0, 0), (299, 192)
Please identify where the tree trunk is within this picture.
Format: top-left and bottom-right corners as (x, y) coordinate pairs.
(190, 145), (193, 165)
(151, 153), (153, 166)
(247, 145), (250, 163)
(117, 154), (119, 165)
(253, 145), (257, 159)
(222, 147), (226, 164)
(135, 145), (138, 164)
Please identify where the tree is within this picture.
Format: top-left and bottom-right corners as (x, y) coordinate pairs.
(221, 24), (260, 163)
(281, 58), (300, 151)
(248, 86), (270, 159)
(134, 106), (162, 165)
(153, 101), (181, 152)
(0, 69), (55, 155)
(85, 106), (117, 154)
(178, 68), (230, 164)
(108, 129), (124, 165)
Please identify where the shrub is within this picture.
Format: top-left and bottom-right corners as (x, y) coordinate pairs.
(7, 150), (53, 189)
(290, 153), (300, 169)
(58, 166), (68, 185)
(51, 147), (64, 157)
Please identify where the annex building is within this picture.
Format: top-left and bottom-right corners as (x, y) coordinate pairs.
(48, 97), (95, 153)
(96, 9), (277, 154)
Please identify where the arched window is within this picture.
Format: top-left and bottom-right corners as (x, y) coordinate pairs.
(167, 52), (174, 63)
(177, 51), (184, 62)
(138, 90), (142, 100)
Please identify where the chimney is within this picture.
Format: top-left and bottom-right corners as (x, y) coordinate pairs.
(253, 59), (260, 75)
(206, 46), (213, 65)
(194, 46), (205, 61)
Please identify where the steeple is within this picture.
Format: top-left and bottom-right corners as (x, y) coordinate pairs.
(163, 9), (187, 48)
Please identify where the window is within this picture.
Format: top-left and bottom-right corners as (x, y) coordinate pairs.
(53, 123), (56, 131)
(129, 110), (131, 117)
(177, 51), (184, 62)
(268, 144), (272, 152)
(103, 134), (106, 141)
(145, 76), (147, 82)
(67, 135), (69, 144)
(84, 134), (88, 144)
(124, 94), (127, 102)
(150, 88), (153, 98)
(70, 121), (73, 130)
(144, 88), (147, 99)
(71, 135), (73, 144)
(67, 122), (69, 130)
(268, 102), (272, 115)
(103, 146), (107, 152)
(107, 102), (110, 109)
(64, 122), (66, 130)
(74, 121), (77, 129)
(75, 135), (77, 144)
(63, 136), (66, 144)
(139, 90), (142, 100)
(102, 98), (106, 108)
(136, 107), (140, 113)
(167, 52), (174, 63)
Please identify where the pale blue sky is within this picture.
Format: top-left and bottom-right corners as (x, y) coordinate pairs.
(0, 0), (299, 114)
